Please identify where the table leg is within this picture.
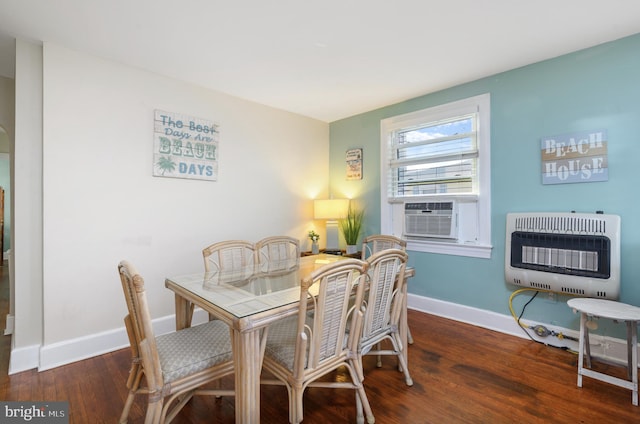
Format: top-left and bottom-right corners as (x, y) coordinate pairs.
(173, 294), (192, 330)
(629, 321), (638, 406)
(577, 312), (586, 388)
(232, 328), (263, 424)
(584, 318), (592, 369)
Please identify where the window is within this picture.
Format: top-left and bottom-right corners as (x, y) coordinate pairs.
(390, 114), (478, 197)
(380, 94), (492, 258)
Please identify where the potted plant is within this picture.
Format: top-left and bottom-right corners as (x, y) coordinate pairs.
(308, 230), (320, 254)
(340, 203), (364, 254)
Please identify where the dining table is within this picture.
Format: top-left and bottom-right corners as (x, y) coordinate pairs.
(165, 253), (414, 424)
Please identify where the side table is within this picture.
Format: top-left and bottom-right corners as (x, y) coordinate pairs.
(301, 249), (362, 259)
(567, 297), (640, 406)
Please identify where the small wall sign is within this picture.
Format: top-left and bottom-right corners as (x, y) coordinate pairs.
(541, 129), (608, 185)
(153, 110), (219, 181)
(346, 148), (362, 180)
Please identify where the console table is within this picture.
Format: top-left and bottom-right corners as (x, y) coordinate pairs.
(301, 248), (362, 258)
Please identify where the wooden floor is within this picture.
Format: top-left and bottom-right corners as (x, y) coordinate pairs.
(1, 264), (639, 423)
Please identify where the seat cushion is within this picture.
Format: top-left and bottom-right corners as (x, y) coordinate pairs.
(156, 320), (233, 383)
(264, 315), (311, 370)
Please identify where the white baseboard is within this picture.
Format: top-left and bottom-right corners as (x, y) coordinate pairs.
(10, 310), (205, 374)
(407, 293), (633, 367)
(4, 313), (14, 335)
(7, 295), (634, 374)
(37, 312), (192, 372)
(8, 344), (40, 375)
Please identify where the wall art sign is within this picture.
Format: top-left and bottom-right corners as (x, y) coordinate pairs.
(153, 110), (219, 181)
(541, 129), (608, 185)
(346, 148), (362, 180)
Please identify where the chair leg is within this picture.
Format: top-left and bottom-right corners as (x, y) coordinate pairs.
(119, 391), (136, 424)
(120, 366), (144, 423)
(144, 399), (163, 424)
(407, 326), (414, 344)
(396, 348), (413, 386)
(392, 334), (413, 386)
(291, 385), (304, 424)
(356, 391), (364, 424)
(347, 360), (375, 424)
(354, 355), (365, 383)
(355, 382), (375, 424)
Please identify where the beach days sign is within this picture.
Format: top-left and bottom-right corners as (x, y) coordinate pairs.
(153, 110), (219, 181)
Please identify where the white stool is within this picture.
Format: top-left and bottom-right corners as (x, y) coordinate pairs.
(567, 298), (640, 406)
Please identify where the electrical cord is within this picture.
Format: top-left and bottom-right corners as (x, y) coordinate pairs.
(509, 288), (539, 342)
(508, 288), (579, 350)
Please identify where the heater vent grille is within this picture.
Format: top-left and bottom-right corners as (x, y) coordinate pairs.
(512, 215), (607, 234)
(505, 212), (621, 300)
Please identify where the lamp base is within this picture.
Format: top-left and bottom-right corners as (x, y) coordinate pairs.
(326, 220), (341, 253)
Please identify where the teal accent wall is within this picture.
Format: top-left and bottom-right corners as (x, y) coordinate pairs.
(329, 33), (640, 334)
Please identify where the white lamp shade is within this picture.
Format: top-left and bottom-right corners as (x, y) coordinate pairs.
(314, 199), (349, 220)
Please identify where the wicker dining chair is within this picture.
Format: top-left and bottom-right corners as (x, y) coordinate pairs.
(360, 234), (407, 260)
(117, 260), (235, 424)
(200, 240), (257, 320)
(261, 259), (375, 424)
(360, 234), (414, 345)
(202, 239), (256, 272)
(357, 249), (413, 386)
(255, 235), (300, 272)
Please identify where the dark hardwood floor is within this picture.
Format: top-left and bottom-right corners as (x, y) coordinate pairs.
(0, 264), (638, 423)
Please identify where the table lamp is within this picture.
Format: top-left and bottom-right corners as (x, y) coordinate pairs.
(314, 199), (349, 254)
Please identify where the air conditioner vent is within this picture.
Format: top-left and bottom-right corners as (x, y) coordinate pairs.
(404, 201), (457, 239)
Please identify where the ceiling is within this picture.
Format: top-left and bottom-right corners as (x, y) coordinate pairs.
(1, 0), (640, 122)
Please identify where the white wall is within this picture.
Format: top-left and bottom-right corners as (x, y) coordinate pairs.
(12, 42), (330, 371)
(12, 39), (43, 365)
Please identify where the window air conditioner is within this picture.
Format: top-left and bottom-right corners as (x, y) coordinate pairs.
(404, 201), (457, 239)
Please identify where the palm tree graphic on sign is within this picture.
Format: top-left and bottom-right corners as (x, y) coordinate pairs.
(156, 156), (177, 175)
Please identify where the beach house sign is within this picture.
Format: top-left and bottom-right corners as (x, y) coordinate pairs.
(153, 110), (219, 181)
(541, 129), (608, 185)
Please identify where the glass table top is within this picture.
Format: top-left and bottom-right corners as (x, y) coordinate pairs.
(166, 254), (346, 319)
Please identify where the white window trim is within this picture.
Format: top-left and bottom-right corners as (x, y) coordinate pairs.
(380, 94), (492, 259)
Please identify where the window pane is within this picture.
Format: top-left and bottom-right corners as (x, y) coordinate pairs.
(390, 114), (477, 196)
(395, 158), (475, 196)
(398, 116), (473, 144)
(396, 136), (474, 160)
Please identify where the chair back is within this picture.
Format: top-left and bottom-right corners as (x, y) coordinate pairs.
(361, 234), (407, 260)
(255, 236), (300, 272)
(202, 240), (256, 272)
(360, 249), (408, 351)
(118, 260), (163, 391)
(295, 259), (368, 375)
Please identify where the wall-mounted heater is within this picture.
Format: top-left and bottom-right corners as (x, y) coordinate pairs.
(505, 212), (621, 299)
